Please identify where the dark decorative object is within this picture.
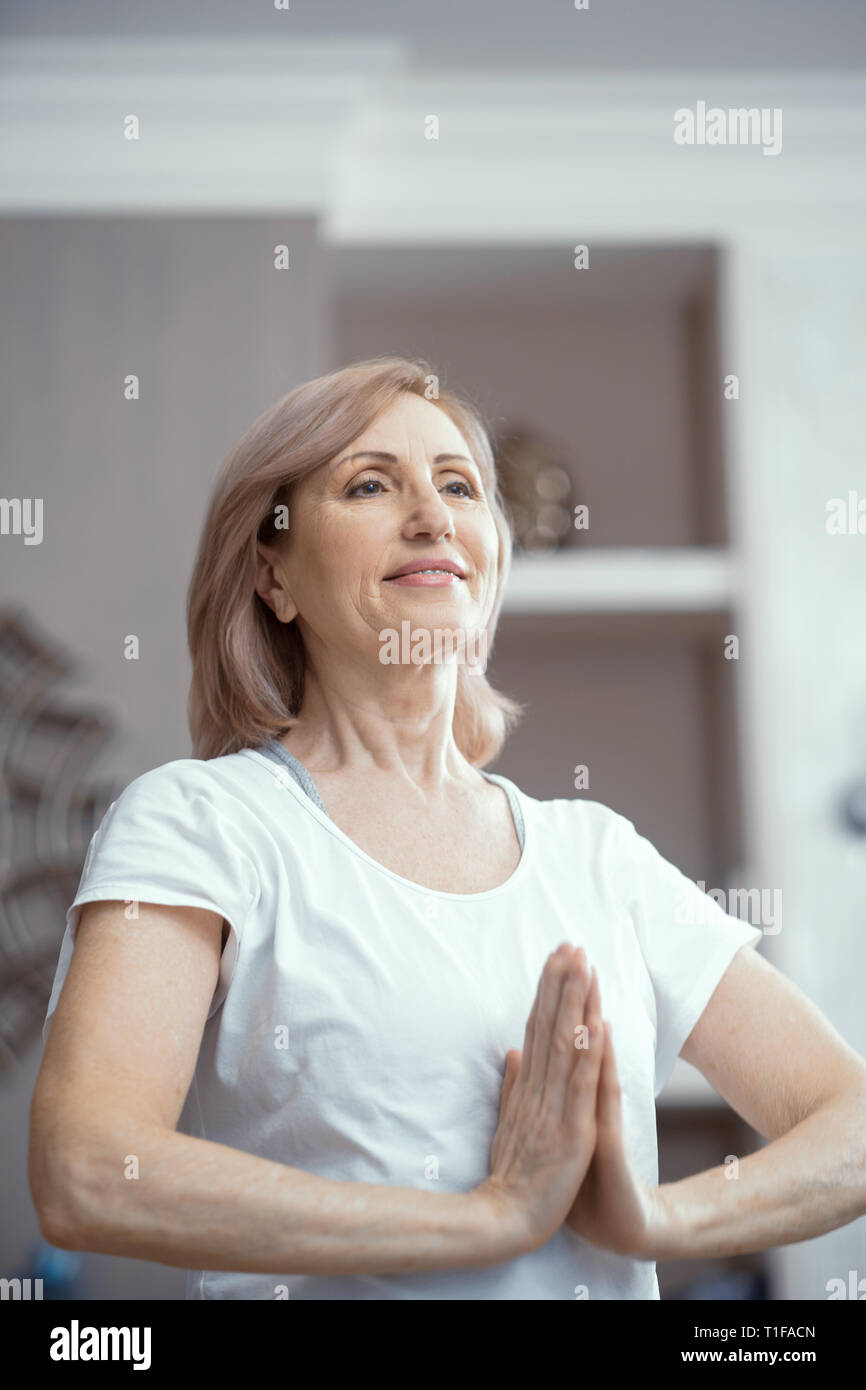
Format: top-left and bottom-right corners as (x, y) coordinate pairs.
(491, 422), (577, 552)
(0, 608), (120, 1068)
(841, 779), (866, 835)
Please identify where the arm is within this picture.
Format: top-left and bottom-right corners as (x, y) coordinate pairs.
(29, 899), (513, 1276)
(565, 944), (866, 1259)
(653, 945), (866, 1260)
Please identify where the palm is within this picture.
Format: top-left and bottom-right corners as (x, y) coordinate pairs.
(564, 1020), (658, 1257)
(565, 1125), (652, 1254)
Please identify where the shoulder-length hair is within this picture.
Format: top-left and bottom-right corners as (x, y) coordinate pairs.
(187, 355), (523, 765)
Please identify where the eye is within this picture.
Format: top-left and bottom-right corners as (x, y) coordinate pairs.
(347, 475), (384, 497)
(445, 479), (476, 498)
(346, 474), (479, 499)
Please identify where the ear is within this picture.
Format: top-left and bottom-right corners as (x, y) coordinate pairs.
(254, 542), (298, 624)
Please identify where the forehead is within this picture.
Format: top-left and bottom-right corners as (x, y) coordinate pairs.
(378, 389), (467, 430)
(285, 394), (479, 506)
(351, 392), (467, 447)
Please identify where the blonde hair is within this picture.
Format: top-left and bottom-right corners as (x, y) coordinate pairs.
(186, 355), (523, 764)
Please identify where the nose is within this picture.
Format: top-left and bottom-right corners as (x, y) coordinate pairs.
(400, 477), (455, 541)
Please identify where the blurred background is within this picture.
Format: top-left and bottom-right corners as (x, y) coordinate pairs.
(2, 0), (866, 1301)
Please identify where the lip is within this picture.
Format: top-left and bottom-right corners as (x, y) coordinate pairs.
(384, 558), (466, 581)
(385, 572), (463, 587)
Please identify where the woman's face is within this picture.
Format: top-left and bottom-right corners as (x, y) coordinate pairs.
(255, 391), (501, 667)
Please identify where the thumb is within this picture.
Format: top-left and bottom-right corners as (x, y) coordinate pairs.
(498, 1048), (522, 1124)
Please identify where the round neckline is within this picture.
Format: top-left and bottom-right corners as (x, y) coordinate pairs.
(240, 746), (532, 902)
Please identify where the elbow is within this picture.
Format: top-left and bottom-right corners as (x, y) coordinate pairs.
(30, 1157), (88, 1252)
(37, 1202), (85, 1252)
(29, 1129), (104, 1253)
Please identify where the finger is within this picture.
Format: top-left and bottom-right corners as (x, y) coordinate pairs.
(567, 962), (598, 1058)
(544, 948), (592, 1115)
(526, 948), (571, 1094)
(521, 981), (540, 1066)
(566, 1010), (605, 1131)
(521, 948), (562, 1066)
(497, 1048), (521, 1125)
(584, 962), (601, 1020)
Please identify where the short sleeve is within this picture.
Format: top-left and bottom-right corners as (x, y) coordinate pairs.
(612, 812), (764, 1098)
(41, 759), (260, 1044)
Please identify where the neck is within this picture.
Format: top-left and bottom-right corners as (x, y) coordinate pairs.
(279, 649), (475, 793)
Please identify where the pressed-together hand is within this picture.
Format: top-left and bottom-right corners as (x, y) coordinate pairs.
(498, 954), (672, 1259)
(562, 1018), (666, 1257)
(477, 943), (605, 1255)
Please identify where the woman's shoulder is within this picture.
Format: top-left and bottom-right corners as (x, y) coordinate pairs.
(499, 778), (637, 853)
(106, 748), (267, 817)
(505, 777), (632, 829)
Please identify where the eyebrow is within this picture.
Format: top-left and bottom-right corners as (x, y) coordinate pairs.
(333, 450), (477, 471)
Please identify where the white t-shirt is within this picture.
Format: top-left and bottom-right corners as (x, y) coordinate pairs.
(42, 747), (763, 1300)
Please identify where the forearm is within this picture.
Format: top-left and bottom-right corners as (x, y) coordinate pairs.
(652, 1093), (866, 1261)
(49, 1122), (514, 1276)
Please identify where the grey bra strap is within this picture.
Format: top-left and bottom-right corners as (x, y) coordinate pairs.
(257, 737), (525, 850)
(259, 738), (328, 813)
(483, 769), (526, 850)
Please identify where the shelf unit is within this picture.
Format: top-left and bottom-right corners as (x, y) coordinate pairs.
(503, 547), (739, 614)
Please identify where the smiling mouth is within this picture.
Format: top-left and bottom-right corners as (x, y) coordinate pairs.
(384, 569), (465, 586)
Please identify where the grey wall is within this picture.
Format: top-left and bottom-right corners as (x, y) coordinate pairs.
(1, 216), (329, 781)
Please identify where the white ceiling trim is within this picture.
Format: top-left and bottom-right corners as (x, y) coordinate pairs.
(1, 39), (864, 241)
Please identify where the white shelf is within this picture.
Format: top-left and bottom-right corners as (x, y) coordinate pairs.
(502, 547), (739, 615)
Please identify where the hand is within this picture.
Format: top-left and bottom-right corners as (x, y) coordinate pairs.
(476, 944), (605, 1256)
(562, 1018), (672, 1258)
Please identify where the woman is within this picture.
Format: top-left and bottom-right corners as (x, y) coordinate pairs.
(30, 357), (866, 1300)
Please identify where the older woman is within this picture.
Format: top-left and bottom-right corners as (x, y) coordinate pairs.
(31, 357), (866, 1300)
